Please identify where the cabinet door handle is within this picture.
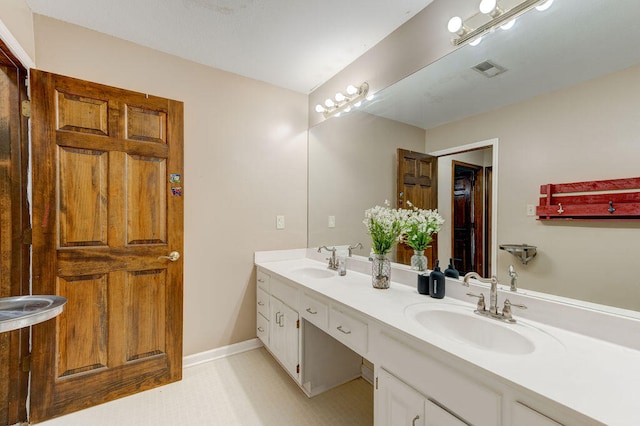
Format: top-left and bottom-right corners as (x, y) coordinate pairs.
(258, 301), (265, 306)
(412, 414), (420, 426)
(275, 312), (281, 324)
(305, 307), (317, 315)
(279, 314), (285, 327)
(257, 326), (264, 333)
(337, 325), (351, 335)
(257, 278), (265, 283)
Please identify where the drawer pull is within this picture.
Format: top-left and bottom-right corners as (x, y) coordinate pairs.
(305, 307), (318, 315)
(257, 326), (264, 333)
(412, 415), (420, 426)
(258, 301), (265, 306)
(337, 325), (351, 335)
(257, 278), (265, 283)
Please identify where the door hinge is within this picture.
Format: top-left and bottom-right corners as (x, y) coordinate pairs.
(23, 228), (32, 245)
(296, 319), (300, 329)
(21, 100), (31, 118)
(296, 364), (300, 374)
(375, 376), (378, 390)
(22, 354), (31, 373)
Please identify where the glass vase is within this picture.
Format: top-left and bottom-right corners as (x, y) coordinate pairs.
(372, 254), (391, 289)
(410, 250), (428, 272)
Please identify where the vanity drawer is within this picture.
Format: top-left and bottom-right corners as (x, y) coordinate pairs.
(270, 277), (298, 310)
(256, 287), (270, 319)
(300, 292), (329, 331)
(329, 307), (368, 355)
(257, 270), (270, 292)
(257, 311), (269, 346)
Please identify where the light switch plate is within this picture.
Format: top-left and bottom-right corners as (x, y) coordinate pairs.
(276, 215), (285, 229)
(526, 204), (536, 216)
(328, 215), (336, 228)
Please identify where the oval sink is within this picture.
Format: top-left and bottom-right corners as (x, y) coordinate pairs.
(405, 304), (540, 355)
(290, 267), (335, 279)
(0, 295), (67, 333)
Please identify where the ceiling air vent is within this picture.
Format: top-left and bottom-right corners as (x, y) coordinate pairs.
(472, 60), (507, 78)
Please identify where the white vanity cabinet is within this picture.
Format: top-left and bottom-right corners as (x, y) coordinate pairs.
(376, 369), (470, 426)
(256, 271), (270, 345)
(269, 295), (299, 379)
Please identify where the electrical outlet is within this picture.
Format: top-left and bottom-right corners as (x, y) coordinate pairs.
(328, 215), (336, 228)
(526, 204), (536, 216)
(276, 215), (285, 229)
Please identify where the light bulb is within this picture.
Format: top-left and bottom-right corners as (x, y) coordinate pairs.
(315, 104), (325, 113)
(346, 85), (358, 95)
(354, 101), (362, 108)
(535, 0), (554, 11)
(344, 106), (351, 113)
(335, 92), (345, 102)
(469, 36), (483, 46)
(324, 99), (335, 108)
(479, 0), (497, 14)
(366, 94), (374, 101)
(334, 112), (341, 118)
(500, 19), (516, 30)
(447, 16), (464, 34)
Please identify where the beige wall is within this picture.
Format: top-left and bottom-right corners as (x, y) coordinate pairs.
(32, 15), (309, 355)
(309, 111), (425, 255)
(426, 64), (640, 311)
(0, 0), (36, 65)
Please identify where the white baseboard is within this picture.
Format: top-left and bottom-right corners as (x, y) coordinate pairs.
(183, 338), (263, 369)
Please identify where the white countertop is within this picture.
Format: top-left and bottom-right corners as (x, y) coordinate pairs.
(256, 252), (640, 425)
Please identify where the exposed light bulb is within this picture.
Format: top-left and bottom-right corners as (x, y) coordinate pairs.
(315, 104), (325, 113)
(500, 19), (516, 30)
(334, 112), (341, 117)
(447, 16), (464, 34)
(335, 92), (345, 102)
(479, 0), (497, 14)
(346, 85), (358, 95)
(354, 101), (362, 108)
(366, 94), (374, 101)
(344, 106), (351, 113)
(324, 99), (335, 108)
(469, 36), (483, 46)
(535, 0), (554, 11)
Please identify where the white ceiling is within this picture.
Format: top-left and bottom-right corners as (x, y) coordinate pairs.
(26, 0), (434, 94)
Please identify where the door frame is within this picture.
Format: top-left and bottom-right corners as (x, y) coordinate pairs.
(429, 138), (499, 276)
(0, 37), (31, 425)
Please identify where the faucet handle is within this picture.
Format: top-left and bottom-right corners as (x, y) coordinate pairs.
(466, 292), (486, 311)
(502, 299), (527, 320)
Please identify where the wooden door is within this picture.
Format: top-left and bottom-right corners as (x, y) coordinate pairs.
(29, 70), (184, 422)
(396, 149), (437, 268)
(0, 39), (30, 426)
(452, 162), (483, 275)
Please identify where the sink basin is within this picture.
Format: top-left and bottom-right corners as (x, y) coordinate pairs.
(405, 304), (542, 355)
(290, 266), (335, 279)
(0, 295), (67, 333)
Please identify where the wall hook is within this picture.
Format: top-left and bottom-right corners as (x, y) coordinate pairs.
(557, 203), (564, 214)
(608, 201), (616, 214)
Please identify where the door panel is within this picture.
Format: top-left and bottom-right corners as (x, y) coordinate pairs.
(396, 149), (437, 268)
(30, 70), (184, 422)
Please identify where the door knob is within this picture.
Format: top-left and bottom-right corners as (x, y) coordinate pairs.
(158, 251), (180, 261)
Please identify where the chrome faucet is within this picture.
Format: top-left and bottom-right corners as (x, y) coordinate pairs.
(463, 271), (527, 323)
(508, 265), (518, 292)
(463, 272), (499, 314)
(318, 246), (338, 270)
(347, 243), (363, 257)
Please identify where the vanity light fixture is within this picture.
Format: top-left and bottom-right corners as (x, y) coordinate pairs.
(448, 0), (554, 47)
(314, 82), (370, 119)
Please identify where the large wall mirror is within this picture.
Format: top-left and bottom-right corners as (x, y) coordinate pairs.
(308, 0), (640, 314)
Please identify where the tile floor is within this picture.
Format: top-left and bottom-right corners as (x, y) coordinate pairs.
(36, 347), (373, 425)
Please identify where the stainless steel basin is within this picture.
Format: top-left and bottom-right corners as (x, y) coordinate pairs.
(0, 295), (67, 333)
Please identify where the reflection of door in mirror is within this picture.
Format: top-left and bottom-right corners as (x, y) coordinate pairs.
(396, 149), (437, 268)
(452, 162), (484, 276)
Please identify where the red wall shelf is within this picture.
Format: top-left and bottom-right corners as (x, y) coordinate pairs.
(537, 177), (640, 221)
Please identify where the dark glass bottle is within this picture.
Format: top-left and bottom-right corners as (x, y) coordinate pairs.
(444, 258), (459, 279)
(429, 260), (446, 299)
